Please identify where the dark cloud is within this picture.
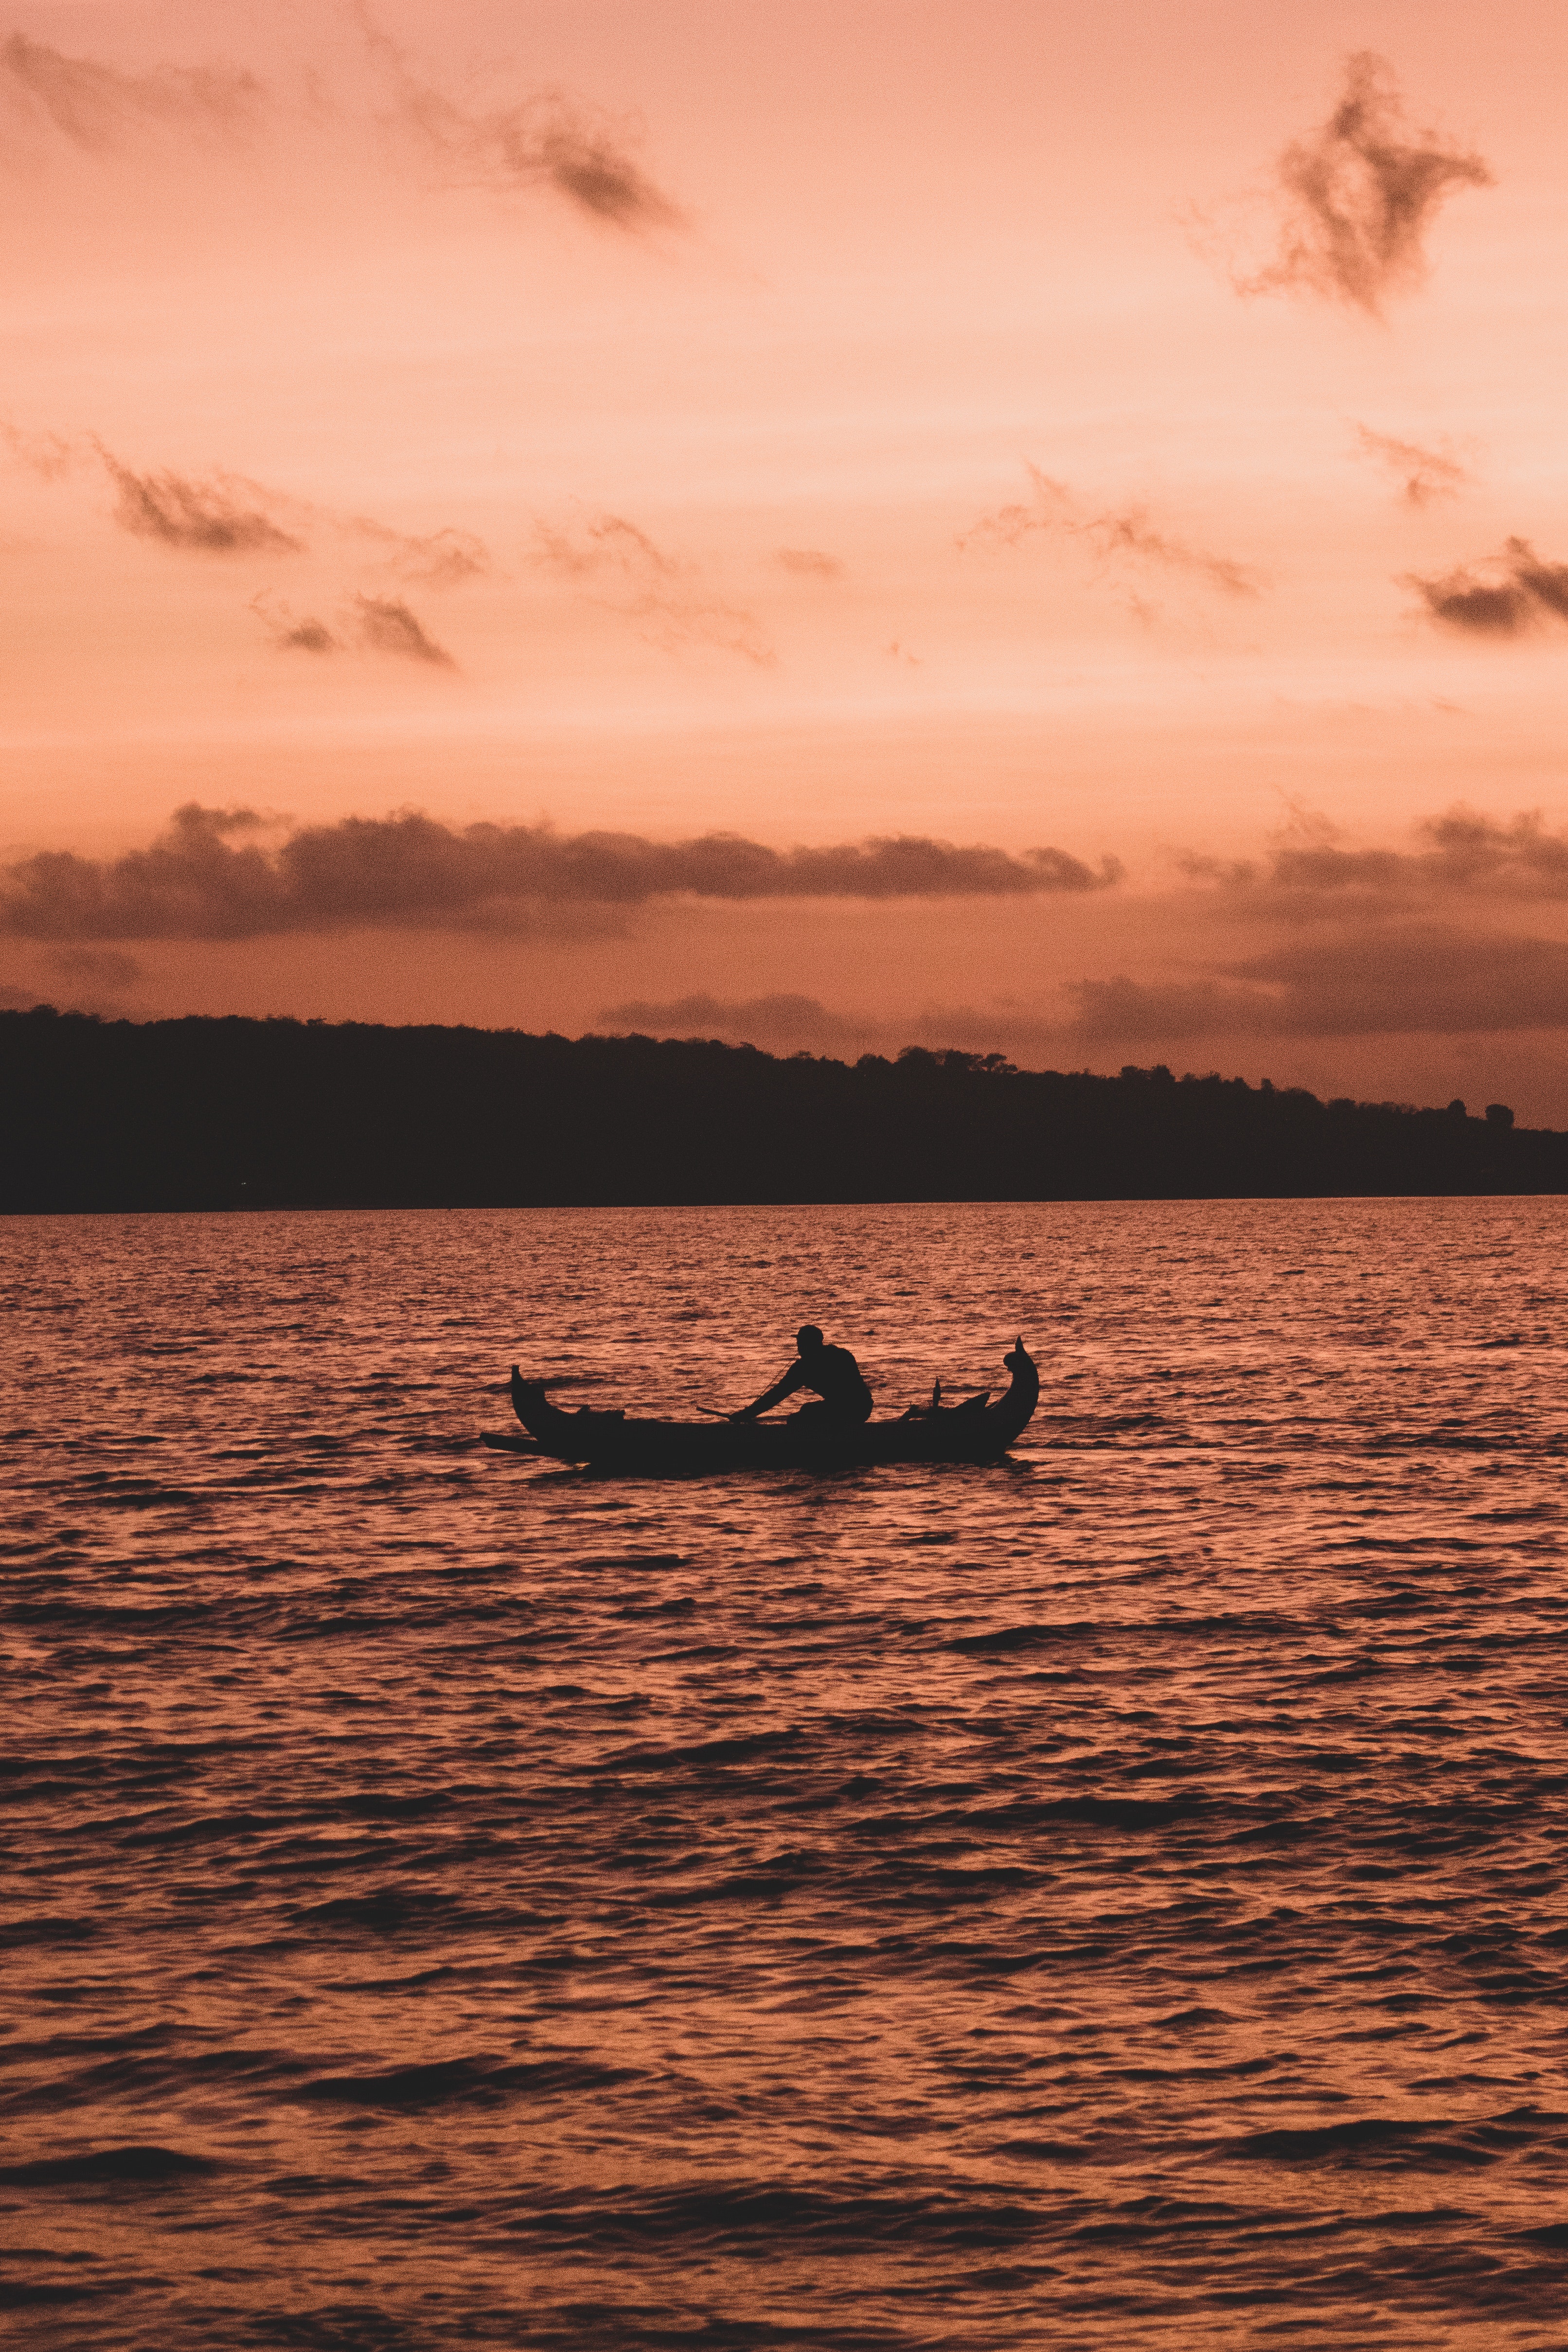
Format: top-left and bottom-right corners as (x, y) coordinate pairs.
(481, 95), (683, 230)
(1189, 805), (1568, 906)
(100, 450), (303, 555)
(532, 513), (773, 664)
(0, 31), (264, 153)
(1354, 425), (1469, 507)
(1408, 538), (1568, 636)
(1236, 52), (1492, 315)
(45, 946), (141, 987)
(774, 549), (846, 580)
(280, 617), (339, 654)
(352, 595), (455, 667)
(1069, 929), (1568, 1043)
(0, 805), (1120, 943)
(601, 929), (1568, 1058)
(250, 595), (340, 654)
(356, 9), (681, 233)
(960, 465), (1261, 598)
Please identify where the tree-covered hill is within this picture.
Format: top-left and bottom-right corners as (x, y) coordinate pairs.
(0, 1005), (1555, 1211)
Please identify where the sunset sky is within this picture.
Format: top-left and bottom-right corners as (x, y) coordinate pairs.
(6, 0), (1568, 1115)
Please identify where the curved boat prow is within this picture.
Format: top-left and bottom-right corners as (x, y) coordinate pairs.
(510, 1367), (555, 1441)
(994, 1336), (1039, 1440)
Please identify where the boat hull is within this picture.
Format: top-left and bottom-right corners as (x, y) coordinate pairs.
(496, 1341), (1039, 1471)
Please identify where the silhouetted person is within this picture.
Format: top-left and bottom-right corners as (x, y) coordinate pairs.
(733, 1325), (873, 1430)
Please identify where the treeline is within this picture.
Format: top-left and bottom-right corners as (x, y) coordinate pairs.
(1, 1006), (1559, 1211)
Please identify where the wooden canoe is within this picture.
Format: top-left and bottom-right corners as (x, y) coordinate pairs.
(485, 1339), (1039, 1471)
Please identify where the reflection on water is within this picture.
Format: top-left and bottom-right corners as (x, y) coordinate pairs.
(4, 1200), (1568, 2348)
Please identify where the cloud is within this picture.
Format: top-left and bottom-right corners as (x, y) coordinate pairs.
(959, 465), (1262, 599)
(1069, 929), (1568, 1043)
(1187, 805), (1568, 907)
(45, 946), (141, 987)
(349, 519), (492, 588)
(1234, 52), (1493, 315)
(532, 512), (774, 664)
(279, 617), (339, 654)
(0, 805), (1121, 943)
(1354, 425), (1470, 507)
(1409, 538), (1568, 637)
(600, 927), (1568, 1058)
(774, 549), (845, 580)
(251, 590), (461, 663)
(477, 95), (682, 230)
(0, 419), (77, 481)
(99, 450), (303, 555)
(0, 30), (264, 153)
(356, 8), (681, 233)
(351, 594), (456, 667)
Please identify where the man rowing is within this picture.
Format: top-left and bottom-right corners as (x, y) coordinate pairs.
(732, 1325), (873, 1431)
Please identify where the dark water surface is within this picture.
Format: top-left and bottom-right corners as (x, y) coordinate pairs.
(5, 1200), (1568, 2349)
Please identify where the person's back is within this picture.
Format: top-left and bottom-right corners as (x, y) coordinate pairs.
(733, 1325), (873, 1428)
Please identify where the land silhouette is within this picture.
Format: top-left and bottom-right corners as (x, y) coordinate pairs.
(0, 1005), (1552, 1212)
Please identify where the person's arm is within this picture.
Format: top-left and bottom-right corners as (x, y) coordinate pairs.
(732, 1360), (805, 1420)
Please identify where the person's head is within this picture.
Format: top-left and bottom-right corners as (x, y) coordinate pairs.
(796, 1324), (824, 1355)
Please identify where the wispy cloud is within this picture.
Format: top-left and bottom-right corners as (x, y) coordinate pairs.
(774, 548), (846, 580)
(1408, 538), (1568, 637)
(532, 512), (774, 664)
(99, 449), (303, 555)
(959, 465), (1262, 599)
(250, 597), (340, 654)
(348, 519), (492, 588)
(1354, 424), (1470, 507)
(355, 6), (682, 233)
(0, 418), (77, 481)
(1230, 52), (1493, 315)
(352, 594), (456, 666)
(2, 16), (680, 242)
(0, 30), (264, 153)
(0, 806), (1120, 942)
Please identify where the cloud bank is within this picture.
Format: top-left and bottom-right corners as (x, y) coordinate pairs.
(1237, 52), (1492, 315)
(0, 806), (1119, 942)
(602, 924), (1568, 1061)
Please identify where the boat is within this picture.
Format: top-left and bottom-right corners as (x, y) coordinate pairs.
(483, 1338), (1039, 1471)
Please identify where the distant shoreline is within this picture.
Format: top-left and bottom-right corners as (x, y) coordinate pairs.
(3, 1006), (1559, 1212)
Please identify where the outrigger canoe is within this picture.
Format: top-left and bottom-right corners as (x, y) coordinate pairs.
(483, 1338), (1038, 1471)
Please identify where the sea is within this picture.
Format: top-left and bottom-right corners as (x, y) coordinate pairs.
(4, 1199), (1568, 2350)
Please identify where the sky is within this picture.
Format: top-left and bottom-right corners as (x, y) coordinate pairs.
(5, 0), (1568, 1117)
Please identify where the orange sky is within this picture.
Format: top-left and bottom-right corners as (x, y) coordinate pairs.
(6, 0), (1568, 1117)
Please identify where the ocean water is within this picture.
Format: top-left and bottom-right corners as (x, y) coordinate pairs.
(4, 1198), (1568, 2351)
